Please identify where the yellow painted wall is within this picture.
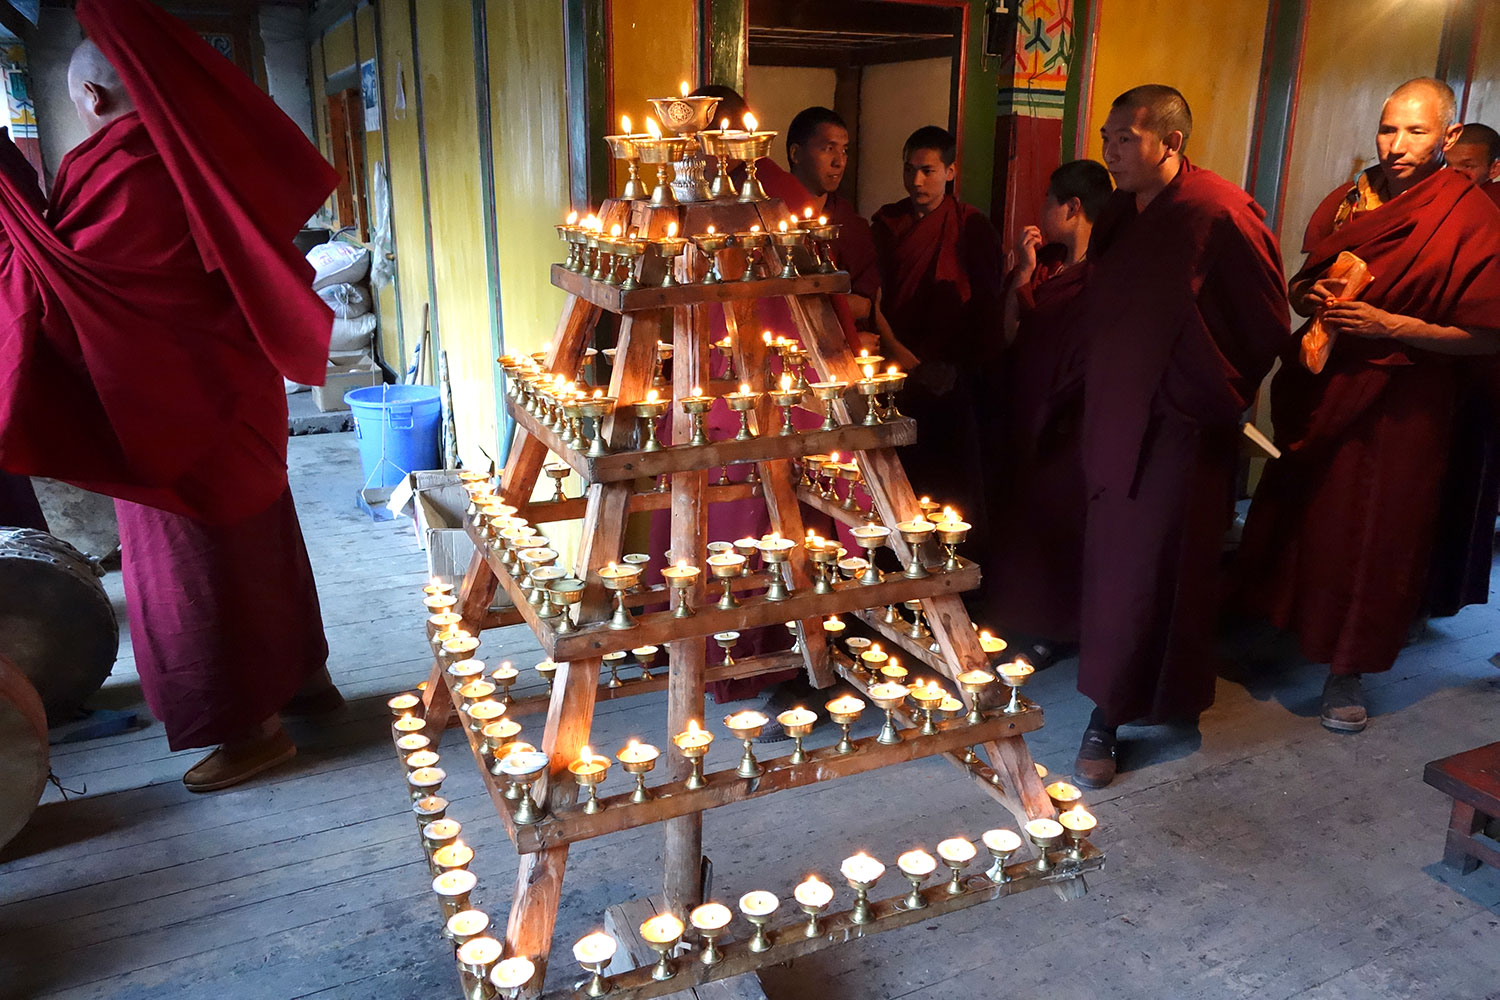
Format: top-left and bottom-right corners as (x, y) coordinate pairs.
(353, 3), (401, 370)
(377, 0), (429, 375)
(609, 0), (696, 195)
(323, 15), (357, 75)
(1465, 6), (1500, 126)
(1276, 0), (1446, 283)
(415, 0), (496, 466)
(1084, 0), (1268, 185)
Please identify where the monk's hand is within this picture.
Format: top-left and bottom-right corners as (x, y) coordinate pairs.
(1017, 226), (1044, 278)
(1301, 276), (1348, 313)
(1320, 300), (1398, 339)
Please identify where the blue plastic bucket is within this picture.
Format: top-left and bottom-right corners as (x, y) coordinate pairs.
(345, 384), (442, 489)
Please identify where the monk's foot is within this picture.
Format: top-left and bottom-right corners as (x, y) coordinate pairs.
(282, 665), (346, 718)
(1319, 673), (1367, 733)
(182, 724), (297, 792)
(1073, 725), (1119, 789)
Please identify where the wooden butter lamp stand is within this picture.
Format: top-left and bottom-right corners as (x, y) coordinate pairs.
(398, 194), (1103, 999)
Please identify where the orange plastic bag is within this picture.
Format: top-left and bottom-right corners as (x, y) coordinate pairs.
(1300, 251), (1374, 374)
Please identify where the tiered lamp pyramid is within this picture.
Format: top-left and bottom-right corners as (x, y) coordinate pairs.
(390, 92), (1104, 1000)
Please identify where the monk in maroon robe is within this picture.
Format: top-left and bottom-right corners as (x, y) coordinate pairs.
(1070, 86), (1290, 786)
(984, 160), (1112, 654)
(0, 1), (339, 789)
(1426, 122), (1500, 618)
(1238, 80), (1500, 733)
(872, 126), (1003, 558)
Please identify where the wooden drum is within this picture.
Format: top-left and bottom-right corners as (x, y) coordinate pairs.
(0, 655), (49, 850)
(0, 528), (119, 724)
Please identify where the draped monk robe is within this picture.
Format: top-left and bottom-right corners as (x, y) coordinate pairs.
(983, 249), (1089, 640)
(1426, 175), (1500, 617)
(1238, 168), (1500, 677)
(0, 0), (338, 747)
(1075, 162), (1289, 724)
(0, 131), (48, 533)
(871, 193), (1004, 552)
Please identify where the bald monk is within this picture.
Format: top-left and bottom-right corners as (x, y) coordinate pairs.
(984, 159), (1112, 657)
(1238, 79), (1500, 733)
(1448, 122), (1500, 206)
(0, 1), (340, 788)
(1070, 86), (1290, 786)
(872, 126), (1004, 555)
(1426, 122), (1500, 618)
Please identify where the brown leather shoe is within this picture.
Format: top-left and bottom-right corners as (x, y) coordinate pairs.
(1073, 726), (1118, 789)
(1319, 673), (1367, 733)
(183, 727), (297, 792)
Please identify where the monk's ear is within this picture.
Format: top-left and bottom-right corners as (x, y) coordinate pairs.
(943, 161), (957, 183)
(1440, 122), (1464, 154)
(1488, 159), (1500, 183)
(82, 81), (105, 117)
(1164, 130), (1185, 156)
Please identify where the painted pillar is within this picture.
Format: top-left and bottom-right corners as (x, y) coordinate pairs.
(990, 0), (1076, 249)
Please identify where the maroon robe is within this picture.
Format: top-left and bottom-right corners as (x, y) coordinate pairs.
(0, 0), (336, 747)
(1238, 168), (1500, 676)
(871, 194), (1003, 546)
(1075, 162), (1290, 724)
(984, 251), (1088, 639)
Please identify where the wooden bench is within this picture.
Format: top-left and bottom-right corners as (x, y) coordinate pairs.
(1423, 741), (1500, 874)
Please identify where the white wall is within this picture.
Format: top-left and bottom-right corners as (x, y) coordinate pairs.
(259, 5), (315, 142)
(857, 57), (951, 217)
(744, 64), (836, 172)
(31, 8), (84, 187)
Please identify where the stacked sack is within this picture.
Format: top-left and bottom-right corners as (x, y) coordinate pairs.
(287, 240), (376, 393)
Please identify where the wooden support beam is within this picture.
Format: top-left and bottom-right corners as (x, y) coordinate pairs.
(551, 262), (849, 312)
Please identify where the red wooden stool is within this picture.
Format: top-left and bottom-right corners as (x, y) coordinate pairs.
(1423, 741), (1500, 874)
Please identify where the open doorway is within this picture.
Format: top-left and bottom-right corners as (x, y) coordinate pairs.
(745, 0), (964, 217)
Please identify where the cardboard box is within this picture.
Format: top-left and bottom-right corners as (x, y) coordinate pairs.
(313, 360), (382, 412)
(388, 470), (512, 608)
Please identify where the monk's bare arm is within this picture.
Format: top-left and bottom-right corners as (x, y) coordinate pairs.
(1322, 300), (1500, 354)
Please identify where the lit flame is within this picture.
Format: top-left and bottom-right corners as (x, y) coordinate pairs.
(646, 117), (662, 139)
(627, 738), (640, 752)
(692, 384), (702, 396)
(610, 223), (622, 237)
(744, 111), (758, 131)
(621, 114), (632, 134)
(763, 330), (773, 344)
(566, 210), (578, 225)
(863, 364), (875, 379)
(721, 117), (729, 132)
(707, 224), (716, 235)
(688, 719), (703, 735)
(677, 558), (688, 569)
(680, 80), (690, 98)
(581, 744), (596, 763)
(779, 220), (788, 232)
(789, 215), (798, 227)
(818, 215), (827, 225)
(780, 373), (793, 391)
(887, 364), (899, 375)
(830, 451), (840, 462)
(751, 224), (761, 232)
(943, 506), (957, 522)
(592, 388), (603, 398)
(667, 221), (678, 238)
(804, 206), (813, 219)
(739, 382), (751, 394)
(646, 388), (659, 402)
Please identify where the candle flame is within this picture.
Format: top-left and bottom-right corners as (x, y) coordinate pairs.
(621, 114), (632, 134)
(818, 214), (828, 225)
(863, 364), (875, 379)
(803, 206), (813, 219)
(751, 224), (761, 232)
(667, 221), (678, 238)
(763, 330), (773, 344)
(680, 80), (690, 97)
(830, 451), (840, 462)
(771, 530), (781, 541)
(943, 506), (958, 522)
(744, 111), (758, 131)
(646, 388), (659, 402)
(581, 744), (595, 762)
(689, 719), (702, 734)
(566, 210), (578, 225)
(646, 117), (662, 139)
(677, 558), (688, 569)
(859, 349), (869, 358)
(720, 117), (729, 131)
(789, 214), (798, 227)
(739, 382), (750, 394)
(592, 388), (603, 398)
(692, 385), (702, 396)
(779, 220), (788, 232)
(707, 224), (716, 235)
(627, 738), (640, 751)
(780, 373), (792, 391)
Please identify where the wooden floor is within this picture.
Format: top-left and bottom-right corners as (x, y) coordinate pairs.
(2, 431), (1499, 1000)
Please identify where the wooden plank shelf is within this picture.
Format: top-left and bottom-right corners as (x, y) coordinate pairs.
(547, 845), (1103, 1000)
(851, 607), (949, 671)
(496, 702), (1043, 854)
(521, 482), (757, 524)
(551, 262), (850, 313)
(507, 397), (916, 484)
(796, 483), (877, 529)
(469, 529), (980, 661)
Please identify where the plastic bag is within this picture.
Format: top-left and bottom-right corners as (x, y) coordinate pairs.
(1300, 251), (1374, 374)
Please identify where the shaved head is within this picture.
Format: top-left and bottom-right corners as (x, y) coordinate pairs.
(1111, 84), (1193, 147)
(68, 39), (133, 135)
(1385, 77), (1457, 130)
(1451, 123), (1500, 185)
(1375, 76), (1462, 194)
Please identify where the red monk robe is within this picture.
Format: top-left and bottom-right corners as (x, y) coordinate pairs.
(1426, 173), (1500, 617)
(871, 193), (1003, 549)
(0, 128), (48, 532)
(1238, 168), (1500, 677)
(1075, 162), (1289, 725)
(984, 249), (1088, 640)
(0, 0), (337, 751)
